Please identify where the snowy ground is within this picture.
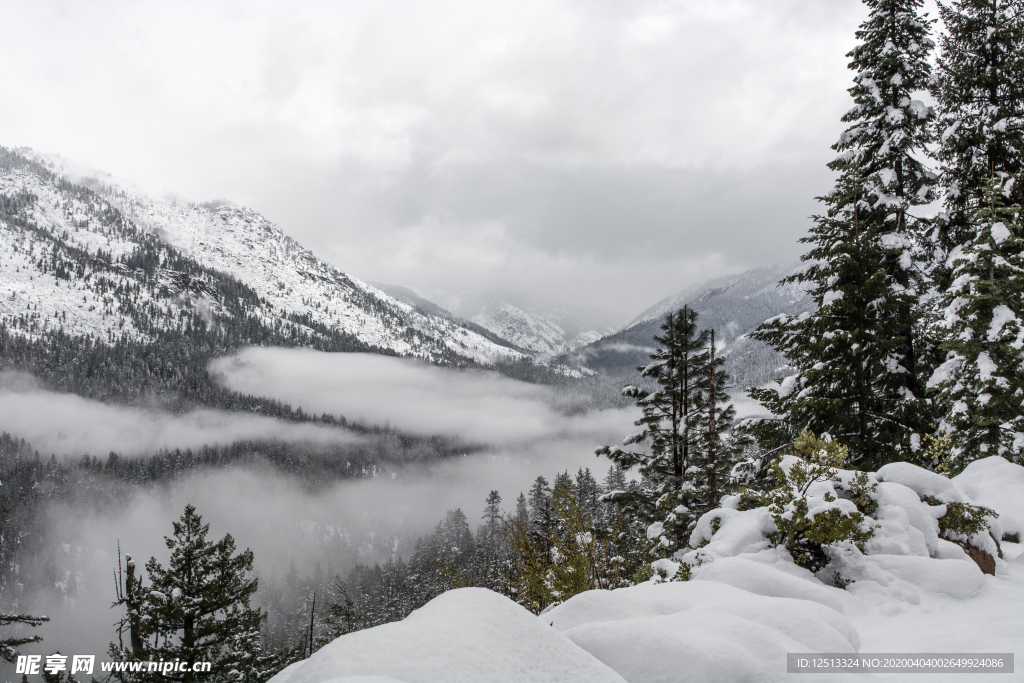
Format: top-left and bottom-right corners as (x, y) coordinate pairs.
(269, 456), (1024, 683)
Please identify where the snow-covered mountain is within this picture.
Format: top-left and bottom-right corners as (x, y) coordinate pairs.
(567, 263), (814, 388)
(0, 148), (525, 366)
(420, 290), (617, 360)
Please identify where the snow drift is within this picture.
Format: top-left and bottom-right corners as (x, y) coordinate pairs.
(273, 588), (625, 683)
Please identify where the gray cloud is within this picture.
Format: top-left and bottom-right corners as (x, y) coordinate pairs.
(0, 0), (881, 320)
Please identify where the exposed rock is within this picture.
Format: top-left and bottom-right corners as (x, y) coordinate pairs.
(959, 541), (996, 576)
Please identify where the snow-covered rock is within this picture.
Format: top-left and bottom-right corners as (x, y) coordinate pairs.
(276, 588), (625, 683)
(692, 556), (846, 613)
(875, 462), (967, 503)
(547, 580), (858, 683)
(953, 456), (1024, 540)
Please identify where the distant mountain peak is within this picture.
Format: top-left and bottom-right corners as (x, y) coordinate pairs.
(568, 263), (813, 389)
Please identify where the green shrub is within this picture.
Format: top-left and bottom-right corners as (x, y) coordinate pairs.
(768, 493), (875, 573)
(765, 432), (876, 579)
(631, 563), (654, 584)
(839, 470), (879, 517)
(921, 496), (999, 539)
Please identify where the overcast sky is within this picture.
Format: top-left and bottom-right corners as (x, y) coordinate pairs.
(1, 0), (903, 323)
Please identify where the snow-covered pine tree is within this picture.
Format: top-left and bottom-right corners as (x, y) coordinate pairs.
(0, 612), (48, 663)
(693, 330), (747, 511)
(475, 490), (510, 591)
(527, 476), (552, 532)
(750, 0), (938, 468)
(596, 306), (710, 555)
(932, 0), (1024, 277)
(134, 505), (269, 683)
(479, 490), (503, 550)
(514, 493), (529, 527)
(927, 178), (1024, 467)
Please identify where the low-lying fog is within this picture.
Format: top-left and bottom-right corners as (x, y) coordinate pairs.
(209, 348), (633, 444)
(8, 348), (640, 662)
(0, 371), (362, 456)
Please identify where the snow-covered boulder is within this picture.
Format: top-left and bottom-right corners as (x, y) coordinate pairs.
(546, 580), (858, 683)
(867, 480), (943, 556)
(953, 456), (1024, 541)
(875, 461), (967, 503)
(277, 588), (625, 683)
(691, 555), (846, 613)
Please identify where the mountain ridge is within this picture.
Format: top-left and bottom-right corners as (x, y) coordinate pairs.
(0, 147), (526, 367)
(564, 262), (814, 389)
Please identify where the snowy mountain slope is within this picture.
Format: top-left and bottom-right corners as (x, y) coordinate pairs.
(0, 148), (525, 365)
(370, 282), (526, 353)
(566, 263), (814, 388)
(425, 290), (616, 360)
(627, 263), (810, 329)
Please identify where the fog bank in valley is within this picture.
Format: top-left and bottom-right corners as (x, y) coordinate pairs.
(210, 347), (636, 444)
(10, 348), (639, 665)
(0, 371), (360, 458)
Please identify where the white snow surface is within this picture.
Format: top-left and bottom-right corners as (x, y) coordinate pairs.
(547, 580), (859, 683)
(990, 222), (1010, 244)
(279, 457), (1024, 683)
(274, 588), (625, 683)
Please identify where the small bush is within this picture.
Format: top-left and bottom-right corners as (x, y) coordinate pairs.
(765, 432), (876, 578)
(838, 470), (879, 517)
(736, 487), (764, 511)
(631, 563), (654, 584)
(768, 495), (874, 573)
(921, 496), (999, 539)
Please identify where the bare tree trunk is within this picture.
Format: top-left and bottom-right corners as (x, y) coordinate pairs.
(707, 330), (718, 509)
(124, 554), (145, 657)
(307, 592), (317, 657)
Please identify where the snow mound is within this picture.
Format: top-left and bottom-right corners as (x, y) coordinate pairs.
(953, 456), (1024, 540)
(691, 556), (846, 613)
(670, 458), (1024, 620)
(280, 588), (625, 683)
(546, 581), (858, 683)
(270, 666), (401, 683)
(875, 462), (966, 503)
(267, 661), (304, 683)
(855, 554), (985, 599)
(868, 481), (943, 556)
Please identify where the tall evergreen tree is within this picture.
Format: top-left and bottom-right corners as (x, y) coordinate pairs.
(933, 0), (1024, 272)
(526, 476), (552, 531)
(751, 0), (938, 468)
(475, 490), (508, 590)
(693, 330), (746, 511)
(597, 307), (717, 554)
(514, 493), (529, 527)
(116, 505), (270, 683)
(928, 179), (1024, 467)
